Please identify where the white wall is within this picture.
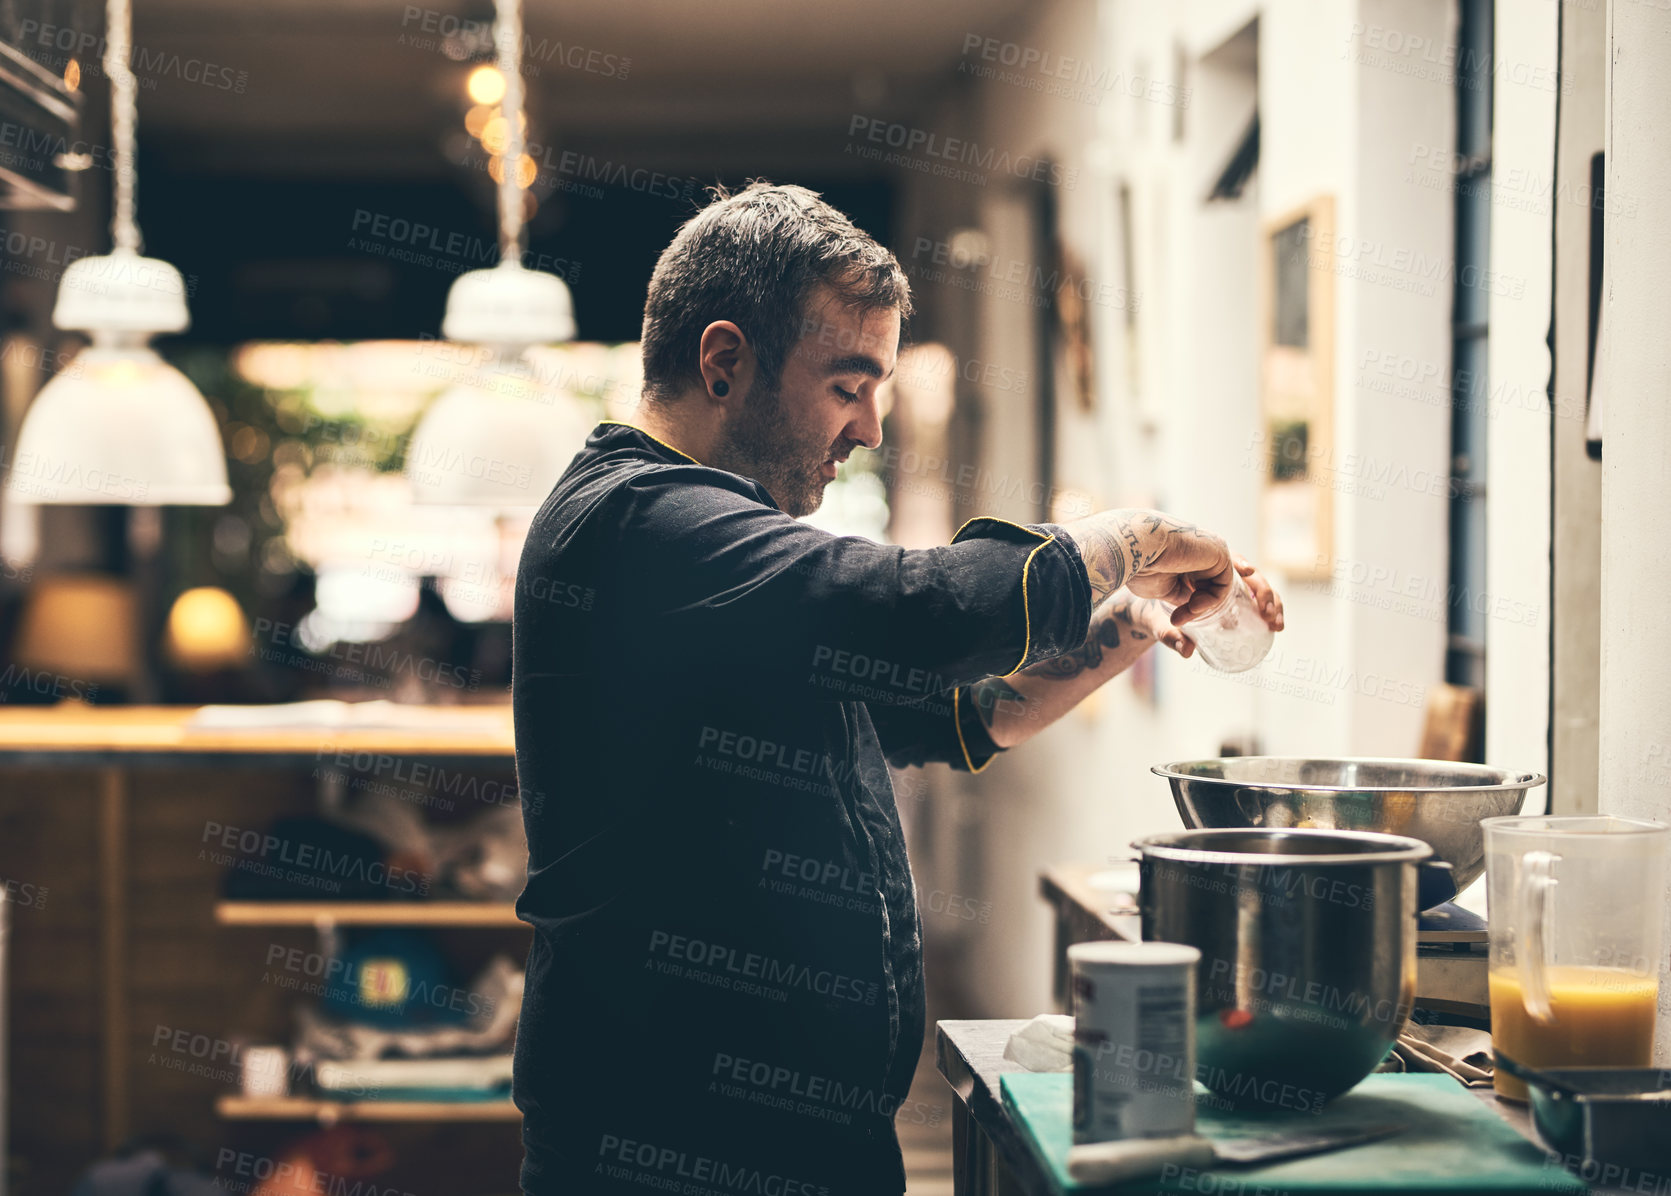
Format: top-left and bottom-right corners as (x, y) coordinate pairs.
(896, 0), (1465, 1016)
(1340, 0), (1456, 754)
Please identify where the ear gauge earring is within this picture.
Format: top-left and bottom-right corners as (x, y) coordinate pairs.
(713, 380), (729, 397)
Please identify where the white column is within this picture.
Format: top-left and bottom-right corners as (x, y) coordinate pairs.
(1484, 0), (1557, 780)
(1599, 0), (1671, 1056)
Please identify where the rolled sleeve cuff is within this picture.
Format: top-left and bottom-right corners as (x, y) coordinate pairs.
(952, 684), (1004, 773)
(949, 516), (1094, 677)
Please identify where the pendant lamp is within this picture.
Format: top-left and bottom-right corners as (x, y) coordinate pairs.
(4, 0), (230, 507)
(404, 0), (583, 509)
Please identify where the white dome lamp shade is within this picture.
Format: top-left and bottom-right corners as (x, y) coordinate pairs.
(405, 0), (583, 510)
(7, 253), (232, 505)
(441, 260), (575, 349)
(404, 356), (590, 508)
(4, 0), (229, 508)
(405, 265), (578, 507)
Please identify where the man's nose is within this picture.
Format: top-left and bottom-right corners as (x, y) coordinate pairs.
(849, 393), (884, 450)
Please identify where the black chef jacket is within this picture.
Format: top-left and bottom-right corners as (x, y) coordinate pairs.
(511, 421), (1093, 1196)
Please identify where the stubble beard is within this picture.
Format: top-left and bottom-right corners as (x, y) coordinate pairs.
(713, 378), (832, 517)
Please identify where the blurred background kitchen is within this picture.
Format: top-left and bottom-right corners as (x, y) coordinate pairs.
(0, 0), (1667, 1191)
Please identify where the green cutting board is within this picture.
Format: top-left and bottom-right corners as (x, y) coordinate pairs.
(1000, 1072), (1587, 1194)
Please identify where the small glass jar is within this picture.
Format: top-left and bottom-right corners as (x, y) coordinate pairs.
(1176, 571), (1274, 673)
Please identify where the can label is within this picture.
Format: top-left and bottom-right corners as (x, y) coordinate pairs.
(1071, 971), (1196, 1143)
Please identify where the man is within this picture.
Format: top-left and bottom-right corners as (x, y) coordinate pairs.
(511, 182), (1283, 1196)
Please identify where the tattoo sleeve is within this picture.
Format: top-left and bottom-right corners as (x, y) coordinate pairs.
(1028, 612), (1123, 679)
(1063, 519), (1132, 601)
(1062, 508), (1212, 603)
(968, 592), (1170, 744)
(1061, 511), (1148, 601)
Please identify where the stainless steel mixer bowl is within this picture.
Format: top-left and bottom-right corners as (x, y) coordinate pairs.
(1152, 757), (1545, 910)
(1135, 828), (1431, 1107)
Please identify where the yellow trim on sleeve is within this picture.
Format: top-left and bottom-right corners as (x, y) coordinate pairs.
(950, 515), (1055, 678)
(953, 686), (997, 774)
(598, 419), (701, 465)
(1008, 536), (1055, 677)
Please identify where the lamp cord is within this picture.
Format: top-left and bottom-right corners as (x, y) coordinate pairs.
(495, 0), (526, 267)
(101, 0), (527, 265)
(104, 0), (141, 254)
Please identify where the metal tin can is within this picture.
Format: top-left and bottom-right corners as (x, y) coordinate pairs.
(1069, 940), (1199, 1143)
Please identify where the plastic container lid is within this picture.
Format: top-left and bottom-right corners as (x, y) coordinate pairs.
(1068, 941), (1200, 968)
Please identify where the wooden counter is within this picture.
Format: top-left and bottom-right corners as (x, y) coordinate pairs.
(0, 702), (515, 767)
(1037, 862), (1140, 1012)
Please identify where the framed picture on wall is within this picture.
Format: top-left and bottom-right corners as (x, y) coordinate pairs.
(1258, 195), (1335, 579)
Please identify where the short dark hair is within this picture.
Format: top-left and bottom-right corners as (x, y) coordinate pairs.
(639, 181), (913, 400)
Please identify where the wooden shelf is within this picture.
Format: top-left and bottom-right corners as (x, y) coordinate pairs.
(215, 902), (525, 927)
(217, 1096), (519, 1122)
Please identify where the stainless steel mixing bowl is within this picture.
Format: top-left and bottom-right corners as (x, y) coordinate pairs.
(1152, 757), (1545, 910)
(1135, 828), (1431, 1107)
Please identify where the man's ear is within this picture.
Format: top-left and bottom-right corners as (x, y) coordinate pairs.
(698, 321), (754, 406)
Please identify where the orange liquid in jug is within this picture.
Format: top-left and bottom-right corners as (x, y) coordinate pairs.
(1489, 966), (1658, 1101)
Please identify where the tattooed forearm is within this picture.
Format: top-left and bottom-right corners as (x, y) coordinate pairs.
(1063, 506), (1229, 608)
(970, 587), (1172, 749)
(1062, 510), (1154, 601)
(1066, 522), (1130, 600)
(1029, 612), (1123, 679)
(1111, 594), (1171, 639)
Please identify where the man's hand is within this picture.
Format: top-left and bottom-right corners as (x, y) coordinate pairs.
(1061, 508), (1236, 622)
(969, 557), (1284, 749)
(1234, 554), (1286, 633)
(1149, 551), (1287, 631)
(1133, 595), (1196, 656)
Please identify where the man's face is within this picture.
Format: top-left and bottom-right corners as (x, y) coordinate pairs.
(715, 289), (898, 517)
